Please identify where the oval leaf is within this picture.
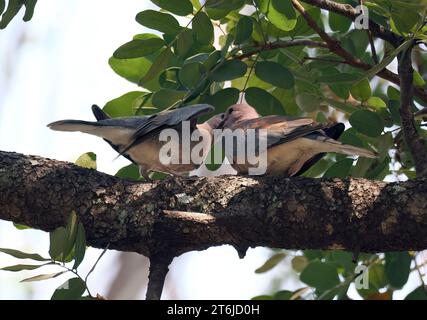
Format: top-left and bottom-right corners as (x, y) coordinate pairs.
(255, 252), (286, 273)
(211, 60), (247, 82)
(349, 109), (384, 137)
(135, 10), (181, 34)
(113, 38), (164, 59)
(300, 261), (340, 291)
(235, 16), (253, 45)
(255, 61), (294, 89)
(151, 0), (193, 16)
(0, 248), (50, 261)
(193, 11), (214, 45)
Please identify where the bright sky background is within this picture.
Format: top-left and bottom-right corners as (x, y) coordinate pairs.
(0, 0), (422, 300)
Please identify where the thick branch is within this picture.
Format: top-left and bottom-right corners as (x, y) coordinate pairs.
(146, 255), (173, 300)
(300, 0), (402, 46)
(289, 0), (427, 105)
(398, 45), (427, 177)
(1, 150), (427, 258)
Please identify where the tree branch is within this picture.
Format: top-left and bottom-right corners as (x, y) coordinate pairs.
(1, 150), (427, 299)
(290, 0), (427, 107)
(299, 0), (402, 47)
(398, 44), (427, 177)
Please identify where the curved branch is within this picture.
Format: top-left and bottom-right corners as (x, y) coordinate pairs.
(1, 150), (427, 257)
(398, 45), (427, 177)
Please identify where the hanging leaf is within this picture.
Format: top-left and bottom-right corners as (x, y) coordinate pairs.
(300, 261), (340, 291)
(75, 153), (96, 170)
(139, 48), (174, 86)
(113, 38), (164, 59)
(235, 16), (253, 44)
(323, 158), (354, 178)
(179, 62), (203, 89)
(245, 87), (284, 115)
(51, 278), (87, 300)
(151, 0), (193, 16)
(193, 11), (214, 45)
(21, 271), (66, 283)
(349, 110), (384, 137)
(255, 252), (286, 273)
(1, 264), (47, 272)
(385, 252), (412, 288)
(255, 61), (294, 89)
(135, 10), (181, 35)
(211, 60), (247, 81)
(72, 223), (86, 270)
(0, 248), (50, 261)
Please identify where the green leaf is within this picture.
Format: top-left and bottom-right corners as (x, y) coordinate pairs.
(273, 290), (294, 300)
(263, 0), (297, 31)
(329, 12), (352, 32)
(291, 256), (309, 273)
(203, 88), (240, 113)
(245, 87), (284, 115)
(104, 91), (147, 118)
(140, 48), (174, 86)
(349, 109), (384, 137)
(179, 62), (203, 89)
(13, 223), (31, 230)
(152, 89), (186, 108)
(1, 264), (47, 272)
(49, 227), (67, 261)
(296, 93), (321, 112)
(385, 252), (412, 288)
(369, 263), (387, 290)
(63, 212), (79, 262)
(151, 0), (193, 16)
(108, 56), (160, 91)
(255, 61), (294, 89)
(354, 39), (413, 84)
(300, 261), (340, 291)
(0, 0), (23, 29)
(115, 164), (142, 181)
(366, 97), (386, 110)
(211, 60), (247, 81)
(23, 0), (37, 22)
(113, 38), (164, 59)
(135, 10), (181, 34)
(252, 295), (273, 300)
(323, 158), (354, 178)
(75, 152), (96, 170)
(51, 278), (86, 300)
(405, 286), (427, 300)
(350, 78), (371, 101)
(272, 0), (296, 19)
(318, 73), (356, 84)
(255, 252), (286, 273)
(176, 29), (194, 58)
(21, 271), (65, 283)
(72, 223), (86, 270)
(235, 16), (253, 45)
(193, 11), (214, 45)
(0, 248), (49, 261)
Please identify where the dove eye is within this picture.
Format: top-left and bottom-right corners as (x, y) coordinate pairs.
(228, 108), (234, 114)
(221, 114), (225, 119)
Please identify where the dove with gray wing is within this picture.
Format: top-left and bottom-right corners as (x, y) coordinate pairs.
(218, 103), (377, 176)
(48, 104), (222, 179)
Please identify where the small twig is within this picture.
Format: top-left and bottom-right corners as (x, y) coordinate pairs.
(303, 56), (348, 65)
(146, 254), (174, 300)
(398, 42), (427, 177)
(368, 31), (379, 64)
(240, 53), (260, 103)
(84, 244), (110, 285)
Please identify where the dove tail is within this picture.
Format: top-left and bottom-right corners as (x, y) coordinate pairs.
(328, 142), (378, 158)
(47, 120), (100, 134)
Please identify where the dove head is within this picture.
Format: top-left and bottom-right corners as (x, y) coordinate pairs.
(220, 103), (259, 129)
(205, 112), (225, 130)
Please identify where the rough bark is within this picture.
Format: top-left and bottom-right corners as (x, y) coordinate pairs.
(398, 45), (427, 177)
(1, 150), (427, 258)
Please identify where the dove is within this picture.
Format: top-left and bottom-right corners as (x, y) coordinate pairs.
(48, 104), (223, 179)
(218, 103), (377, 176)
